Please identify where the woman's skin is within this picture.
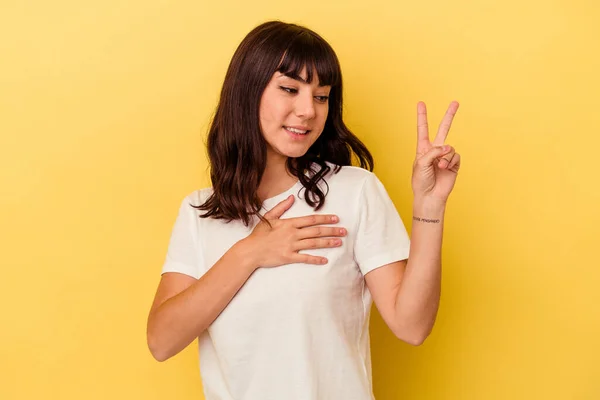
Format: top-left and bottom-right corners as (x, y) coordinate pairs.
(256, 67), (331, 201)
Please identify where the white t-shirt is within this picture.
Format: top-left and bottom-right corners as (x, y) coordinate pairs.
(161, 162), (411, 400)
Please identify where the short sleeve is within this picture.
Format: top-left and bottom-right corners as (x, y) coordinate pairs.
(161, 195), (201, 279)
(354, 173), (411, 275)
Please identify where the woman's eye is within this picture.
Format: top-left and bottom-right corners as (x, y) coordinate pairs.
(279, 86), (297, 94)
(280, 86), (328, 103)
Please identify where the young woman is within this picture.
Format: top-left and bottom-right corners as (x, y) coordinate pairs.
(147, 20), (461, 400)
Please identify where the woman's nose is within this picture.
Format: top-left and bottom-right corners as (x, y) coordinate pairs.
(294, 94), (316, 119)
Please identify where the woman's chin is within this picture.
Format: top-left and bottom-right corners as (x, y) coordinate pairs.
(284, 148), (311, 159)
(270, 145), (309, 159)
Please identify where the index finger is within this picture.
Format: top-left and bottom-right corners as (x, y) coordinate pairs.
(288, 214), (339, 228)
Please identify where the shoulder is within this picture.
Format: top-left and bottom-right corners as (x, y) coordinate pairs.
(185, 187), (213, 205)
(321, 162), (393, 206)
(176, 187), (214, 215)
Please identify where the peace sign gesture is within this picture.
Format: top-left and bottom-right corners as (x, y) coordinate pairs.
(411, 101), (461, 203)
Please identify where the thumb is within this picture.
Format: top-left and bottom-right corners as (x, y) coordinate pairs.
(420, 145), (451, 167)
(264, 194), (295, 220)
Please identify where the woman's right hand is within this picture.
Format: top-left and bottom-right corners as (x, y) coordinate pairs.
(243, 194), (347, 268)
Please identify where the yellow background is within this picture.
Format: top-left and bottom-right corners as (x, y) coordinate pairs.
(1, 0), (599, 399)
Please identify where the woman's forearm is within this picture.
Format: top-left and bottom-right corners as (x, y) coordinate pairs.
(147, 239), (257, 361)
(395, 198), (446, 343)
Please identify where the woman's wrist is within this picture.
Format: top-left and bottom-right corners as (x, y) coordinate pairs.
(413, 197), (447, 221)
(232, 237), (261, 273)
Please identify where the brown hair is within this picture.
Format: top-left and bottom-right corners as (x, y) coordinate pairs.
(194, 20), (373, 226)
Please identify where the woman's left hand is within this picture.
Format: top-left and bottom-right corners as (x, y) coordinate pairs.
(411, 101), (461, 204)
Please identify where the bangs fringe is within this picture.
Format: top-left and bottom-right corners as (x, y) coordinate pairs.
(276, 31), (340, 87)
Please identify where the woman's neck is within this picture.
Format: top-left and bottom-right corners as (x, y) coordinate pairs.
(257, 154), (298, 202)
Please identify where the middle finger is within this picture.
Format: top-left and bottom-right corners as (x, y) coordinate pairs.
(297, 226), (347, 240)
(433, 101), (459, 146)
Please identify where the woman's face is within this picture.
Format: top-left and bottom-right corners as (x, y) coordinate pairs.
(259, 66), (331, 162)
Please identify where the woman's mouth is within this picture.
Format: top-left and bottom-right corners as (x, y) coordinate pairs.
(284, 126), (310, 136)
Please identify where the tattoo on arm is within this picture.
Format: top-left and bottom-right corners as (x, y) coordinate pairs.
(413, 216), (441, 223)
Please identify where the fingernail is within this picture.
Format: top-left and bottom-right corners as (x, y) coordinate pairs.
(331, 216), (338, 222)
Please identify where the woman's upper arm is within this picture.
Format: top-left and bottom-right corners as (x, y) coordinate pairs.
(364, 259), (407, 336)
(149, 272), (198, 317)
(151, 193), (203, 316)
